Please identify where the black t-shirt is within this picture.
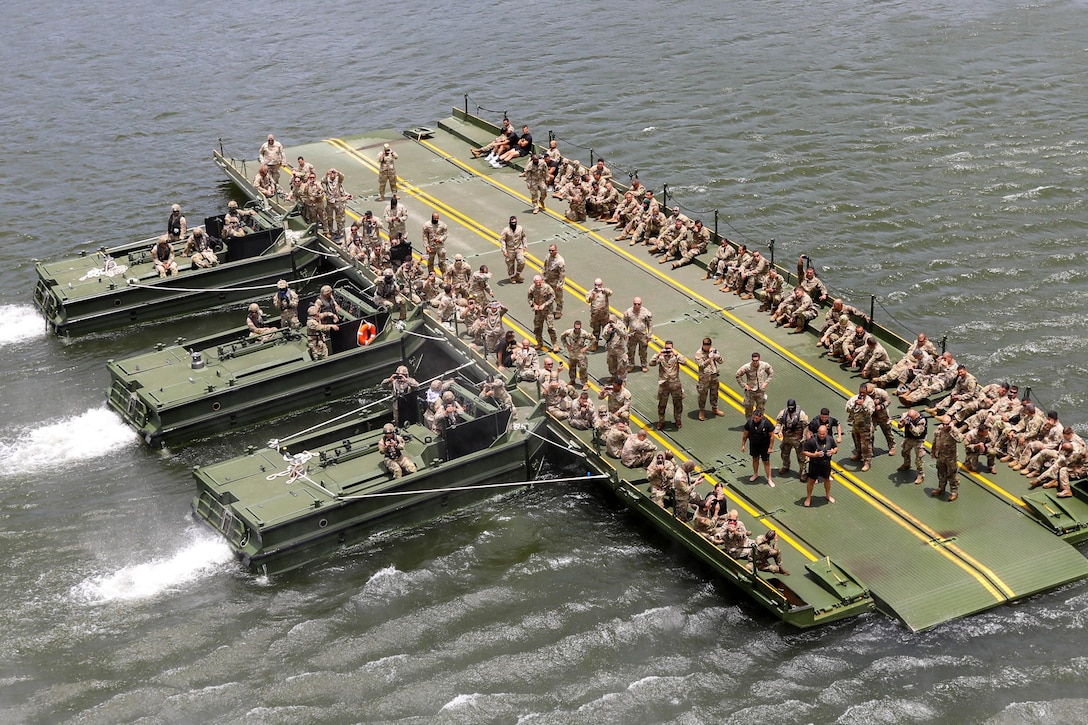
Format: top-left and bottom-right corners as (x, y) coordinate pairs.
(803, 434), (836, 461)
(744, 417), (774, 448)
(517, 132), (533, 156)
(807, 416), (839, 435)
(495, 337), (517, 365)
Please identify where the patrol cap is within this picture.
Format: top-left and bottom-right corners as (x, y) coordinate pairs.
(277, 279), (288, 290)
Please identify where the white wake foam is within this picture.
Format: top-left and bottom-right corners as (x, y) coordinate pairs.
(0, 304), (49, 345)
(0, 407), (138, 476)
(71, 533), (234, 604)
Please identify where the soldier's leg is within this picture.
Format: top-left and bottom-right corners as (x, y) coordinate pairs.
(554, 286), (563, 317)
(533, 315), (545, 348)
(672, 387), (683, 423)
(697, 380), (709, 412)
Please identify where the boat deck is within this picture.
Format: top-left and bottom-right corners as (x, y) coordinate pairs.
(217, 112), (1088, 630)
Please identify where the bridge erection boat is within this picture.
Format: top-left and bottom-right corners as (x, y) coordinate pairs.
(33, 202), (319, 336)
(199, 103), (1088, 630)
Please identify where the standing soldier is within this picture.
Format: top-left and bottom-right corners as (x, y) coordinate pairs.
(423, 212), (448, 272)
(527, 275), (559, 351)
(306, 304), (339, 360)
(446, 254), (473, 299)
(846, 384), (876, 472)
(623, 297), (653, 372)
(602, 315), (629, 382)
(500, 215), (527, 284)
(272, 279), (299, 330)
(300, 172), (328, 231)
(259, 134), (286, 185)
(378, 423), (417, 478)
(377, 143), (398, 200)
(774, 399), (809, 475)
(469, 264), (494, 302)
(384, 194), (407, 241)
(542, 244), (567, 319)
(523, 154), (548, 214)
(560, 320), (591, 386)
(585, 278), (613, 351)
(166, 203), (187, 242)
(322, 168), (352, 239)
(735, 351), (774, 419)
(693, 337), (725, 421)
(898, 408), (928, 484)
(866, 383), (897, 456)
(649, 340), (687, 430)
(930, 415), (960, 501)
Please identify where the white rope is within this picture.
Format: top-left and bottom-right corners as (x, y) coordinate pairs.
(266, 450), (315, 482)
(337, 474), (610, 500)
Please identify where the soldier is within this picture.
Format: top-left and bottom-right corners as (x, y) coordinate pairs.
(647, 452), (674, 508)
(500, 215), (527, 283)
(927, 365), (979, 416)
(585, 278), (613, 351)
(523, 154), (548, 214)
(820, 315), (854, 354)
(719, 244), (750, 292)
(801, 424), (838, 506)
(846, 384), (876, 471)
(649, 340), (687, 430)
(423, 212), (448, 272)
(480, 374), (513, 413)
(854, 337), (893, 380)
(693, 337), (725, 421)
(315, 284), (342, 322)
(378, 423), (416, 478)
(602, 315), (629, 382)
(718, 510), (752, 561)
(541, 375), (572, 420)
(672, 460), (701, 522)
(873, 332), (940, 388)
(396, 258), (426, 304)
(560, 320), (591, 386)
(774, 399), (809, 474)
(568, 391), (596, 430)
(322, 168), (352, 239)
(300, 172), (328, 231)
(592, 180), (620, 221)
(184, 228), (218, 269)
(384, 194), (407, 241)
(737, 250), (770, 299)
(753, 529), (790, 576)
(511, 338), (539, 380)
(359, 210), (383, 268)
(382, 365), (420, 427)
(704, 237), (738, 283)
(258, 134), (286, 185)
(598, 377), (632, 423)
(152, 235), (178, 278)
(246, 303), (273, 337)
(674, 219), (711, 269)
(601, 419), (628, 458)
(542, 244), (566, 319)
(866, 383), (897, 456)
(962, 423), (996, 476)
(757, 268), (785, 314)
(527, 275), (559, 351)
(305, 304), (338, 360)
(374, 268), (408, 321)
(930, 415), (961, 500)
(652, 218), (688, 262)
(272, 279), (300, 330)
(469, 264), (495, 302)
(254, 164), (277, 198)
(377, 143), (398, 200)
(446, 254), (473, 299)
(897, 408), (928, 484)
(735, 351), (774, 419)
(799, 265), (829, 305)
(166, 203), (187, 242)
(623, 297), (653, 372)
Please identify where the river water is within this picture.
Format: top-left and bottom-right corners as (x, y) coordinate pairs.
(3, 0), (1088, 722)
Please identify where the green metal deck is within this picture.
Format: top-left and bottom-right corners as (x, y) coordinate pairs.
(218, 111), (1088, 630)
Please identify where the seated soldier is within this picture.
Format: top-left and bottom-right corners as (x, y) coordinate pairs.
(753, 529), (790, 575)
(151, 235), (178, 278)
(246, 303), (274, 337)
(184, 228), (218, 269)
(620, 428), (657, 468)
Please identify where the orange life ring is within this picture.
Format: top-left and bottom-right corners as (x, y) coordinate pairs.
(357, 321), (377, 346)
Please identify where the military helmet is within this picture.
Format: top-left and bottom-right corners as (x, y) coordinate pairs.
(248, 303), (259, 313)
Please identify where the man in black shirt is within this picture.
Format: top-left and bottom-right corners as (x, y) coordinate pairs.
(494, 329), (518, 369)
(742, 410), (776, 487)
(801, 407), (842, 482)
(802, 424), (839, 507)
(498, 125), (534, 165)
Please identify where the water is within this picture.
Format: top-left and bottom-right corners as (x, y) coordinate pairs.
(3, 0), (1088, 721)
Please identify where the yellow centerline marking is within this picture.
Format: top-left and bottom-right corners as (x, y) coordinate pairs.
(322, 135), (1022, 591)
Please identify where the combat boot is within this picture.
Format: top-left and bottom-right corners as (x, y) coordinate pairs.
(914, 473), (924, 484)
(948, 492), (959, 502)
(930, 486), (946, 498)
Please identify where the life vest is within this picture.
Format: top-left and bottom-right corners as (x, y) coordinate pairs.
(357, 321), (377, 346)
